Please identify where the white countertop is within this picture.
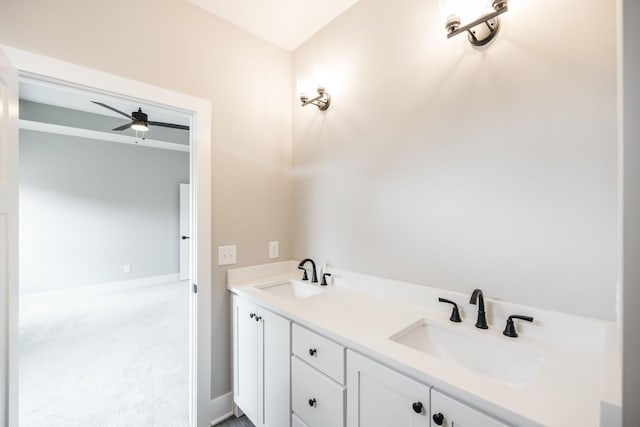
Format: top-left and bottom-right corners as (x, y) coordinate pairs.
(227, 261), (621, 427)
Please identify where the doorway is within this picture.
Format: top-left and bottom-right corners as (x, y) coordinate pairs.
(18, 78), (192, 426)
(1, 46), (215, 427)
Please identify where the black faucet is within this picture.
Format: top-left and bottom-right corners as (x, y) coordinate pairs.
(297, 259), (318, 283)
(469, 289), (488, 329)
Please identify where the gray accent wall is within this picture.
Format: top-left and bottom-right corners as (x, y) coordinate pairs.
(19, 129), (189, 294)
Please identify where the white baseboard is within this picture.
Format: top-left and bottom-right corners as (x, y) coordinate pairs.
(105, 273), (181, 290)
(20, 273), (181, 296)
(207, 392), (234, 426)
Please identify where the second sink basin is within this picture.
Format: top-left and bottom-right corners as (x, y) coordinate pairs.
(389, 319), (544, 386)
(257, 279), (328, 300)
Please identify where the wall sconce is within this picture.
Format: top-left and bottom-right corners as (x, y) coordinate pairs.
(443, 0), (508, 46)
(300, 87), (331, 111)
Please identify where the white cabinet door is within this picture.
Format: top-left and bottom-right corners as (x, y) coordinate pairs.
(347, 350), (431, 427)
(233, 295), (259, 425)
(258, 307), (291, 427)
(430, 390), (508, 427)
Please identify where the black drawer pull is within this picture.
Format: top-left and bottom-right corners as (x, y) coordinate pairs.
(308, 398), (316, 407)
(412, 401), (423, 414)
(433, 412), (444, 425)
(309, 348), (317, 356)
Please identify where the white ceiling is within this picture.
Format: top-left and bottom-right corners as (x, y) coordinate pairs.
(188, 0), (362, 51)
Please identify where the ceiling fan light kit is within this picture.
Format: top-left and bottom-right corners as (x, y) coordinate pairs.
(131, 121), (149, 132)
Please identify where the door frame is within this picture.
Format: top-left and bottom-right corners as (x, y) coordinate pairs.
(2, 45), (214, 427)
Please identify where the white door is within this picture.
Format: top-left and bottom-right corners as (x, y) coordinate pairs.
(347, 350), (431, 427)
(179, 183), (190, 281)
(430, 390), (508, 427)
(257, 307), (290, 427)
(0, 46), (19, 427)
(232, 296), (259, 425)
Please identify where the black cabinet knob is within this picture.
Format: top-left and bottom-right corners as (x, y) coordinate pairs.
(309, 348), (317, 356)
(432, 412), (444, 425)
(255, 316), (262, 322)
(412, 401), (423, 414)
(308, 398), (316, 407)
(249, 313), (255, 319)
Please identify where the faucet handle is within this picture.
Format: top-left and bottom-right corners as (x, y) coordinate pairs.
(298, 266), (309, 281)
(321, 273), (332, 286)
(503, 315), (534, 338)
(438, 298), (462, 322)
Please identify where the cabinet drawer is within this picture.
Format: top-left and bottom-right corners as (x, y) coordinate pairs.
(292, 356), (345, 427)
(292, 323), (345, 384)
(292, 414), (310, 427)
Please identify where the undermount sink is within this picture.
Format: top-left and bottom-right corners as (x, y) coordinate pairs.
(257, 280), (328, 300)
(389, 319), (544, 386)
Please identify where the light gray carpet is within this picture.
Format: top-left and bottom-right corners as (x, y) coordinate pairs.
(214, 415), (254, 427)
(19, 280), (190, 427)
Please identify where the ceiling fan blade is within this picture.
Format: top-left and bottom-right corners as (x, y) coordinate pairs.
(112, 123), (133, 131)
(92, 101), (133, 119)
(149, 121), (190, 131)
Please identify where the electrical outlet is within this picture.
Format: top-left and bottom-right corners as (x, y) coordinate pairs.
(123, 264), (131, 273)
(269, 241), (279, 259)
(218, 245), (237, 266)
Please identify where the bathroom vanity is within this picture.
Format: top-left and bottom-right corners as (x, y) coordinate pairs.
(227, 261), (621, 427)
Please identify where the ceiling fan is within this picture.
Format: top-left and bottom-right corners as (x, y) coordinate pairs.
(91, 101), (190, 132)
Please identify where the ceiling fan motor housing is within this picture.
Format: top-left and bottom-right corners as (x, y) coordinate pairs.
(132, 108), (148, 123)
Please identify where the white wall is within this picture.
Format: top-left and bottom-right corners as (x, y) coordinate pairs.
(292, 0), (618, 321)
(621, 0), (640, 424)
(19, 130), (189, 294)
(0, 0), (292, 398)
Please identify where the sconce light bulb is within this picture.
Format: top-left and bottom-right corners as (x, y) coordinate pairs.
(445, 14), (461, 34)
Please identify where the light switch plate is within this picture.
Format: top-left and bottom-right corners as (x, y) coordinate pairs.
(218, 245), (237, 266)
(269, 241), (279, 259)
